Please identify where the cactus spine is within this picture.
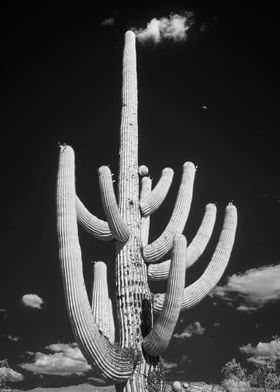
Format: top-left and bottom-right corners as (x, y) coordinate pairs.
(56, 31), (238, 392)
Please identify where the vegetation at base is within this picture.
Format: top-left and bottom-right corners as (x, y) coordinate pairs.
(221, 336), (280, 391)
(0, 359), (9, 390)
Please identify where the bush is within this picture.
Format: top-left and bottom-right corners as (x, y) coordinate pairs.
(0, 359), (9, 390)
(221, 337), (280, 391)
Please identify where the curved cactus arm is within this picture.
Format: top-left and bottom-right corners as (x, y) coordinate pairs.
(91, 261), (115, 343)
(76, 196), (113, 241)
(143, 162), (196, 263)
(57, 145), (133, 383)
(140, 168), (174, 217)
(143, 235), (186, 356)
(152, 204), (237, 313)
(140, 174), (152, 246)
(107, 299), (115, 344)
(98, 166), (130, 242)
(148, 203), (217, 281)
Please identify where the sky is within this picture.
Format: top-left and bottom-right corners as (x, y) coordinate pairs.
(1, 1), (280, 390)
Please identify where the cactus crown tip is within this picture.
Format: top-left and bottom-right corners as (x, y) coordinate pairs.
(58, 142), (67, 150)
(139, 165), (149, 176)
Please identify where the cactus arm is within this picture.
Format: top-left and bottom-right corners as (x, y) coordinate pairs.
(91, 261), (115, 343)
(148, 203), (217, 280)
(107, 299), (115, 344)
(152, 204), (237, 313)
(76, 196), (113, 241)
(98, 166), (130, 242)
(140, 168), (174, 217)
(143, 162), (196, 263)
(184, 203), (217, 269)
(143, 235), (186, 356)
(57, 145), (133, 383)
(140, 174), (152, 246)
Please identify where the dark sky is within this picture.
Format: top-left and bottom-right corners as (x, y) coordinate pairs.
(1, 1), (280, 389)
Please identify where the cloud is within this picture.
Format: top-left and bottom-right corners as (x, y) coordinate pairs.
(161, 358), (178, 373)
(101, 17), (115, 26)
(20, 343), (92, 376)
(21, 294), (44, 309)
(1, 334), (20, 342)
(133, 12), (194, 44)
(240, 339), (280, 364)
(210, 264), (280, 311)
(0, 366), (24, 383)
(174, 321), (206, 339)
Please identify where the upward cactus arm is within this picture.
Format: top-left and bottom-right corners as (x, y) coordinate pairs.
(140, 168), (174, 217)
(143, 234), (186, 356)
(76, 196), (113, 241)
(140, 175), (152, 246)
(91, 261), (115, 343)
(57, 146), (133, 383)
(143, 162), (196, 263)
(152, 204), (237, 313)
(148, 203), (217, 280)
(98, 166), (130, 242)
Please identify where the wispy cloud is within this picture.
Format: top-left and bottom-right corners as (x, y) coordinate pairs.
(240, 339), (280, 364)
(210, 264), (280, 311)
(133, 12), (194, 44)
(0, 366), (24, 383)
(1, 333), (20, 342)
(101, 17), (115, 26)
(21, 294), (44, 309)
(20, 342), (92, 376)
(161, 358), (178, 373)
(174, 321), (206, 339)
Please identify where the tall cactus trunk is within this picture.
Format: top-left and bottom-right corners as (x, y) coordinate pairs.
(115, 31), (165, 392)
(56, 30), (238, 392)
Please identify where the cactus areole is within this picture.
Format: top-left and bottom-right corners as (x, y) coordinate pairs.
(56, 31), (238, 392)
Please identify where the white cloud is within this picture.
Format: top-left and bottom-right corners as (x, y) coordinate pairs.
(161, 358), (178, 373)
(133, 12), (194, 44)
(21, 294), (44, 309)
(210, 264), (280, 311)
(0, 366), (24, 383)
(240, 339), (280, 361)
(101, 17), (115, 26)
(174, 321), (206, 339)
(1, 334), (20, 342)
(20, 342), (91, 376)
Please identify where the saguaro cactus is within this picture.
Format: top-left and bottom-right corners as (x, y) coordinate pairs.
(56, 31), (238, 392)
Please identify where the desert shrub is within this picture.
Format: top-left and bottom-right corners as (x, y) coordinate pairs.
(0, 359), (9, 390)
(221, 358), (250, 391)
(221, 336), (280, 391)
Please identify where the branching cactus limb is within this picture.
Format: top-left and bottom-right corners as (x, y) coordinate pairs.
(152, 204), (237, 313)
(143, 162), (196, 263)
(140, 168), (174, 217)
(76, 196), (113, 241)
(91, 261), (115, 343)
(56, 30), (238, 392)
(148, 203), (217, 281)
(143, 235), (186, 356)
(98, 165), (130, 242)
(56, 146), (133, 383)
(140, 173), (152, 246)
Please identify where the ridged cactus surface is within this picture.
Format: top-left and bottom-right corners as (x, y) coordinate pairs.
(56, 31), (238, 392)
